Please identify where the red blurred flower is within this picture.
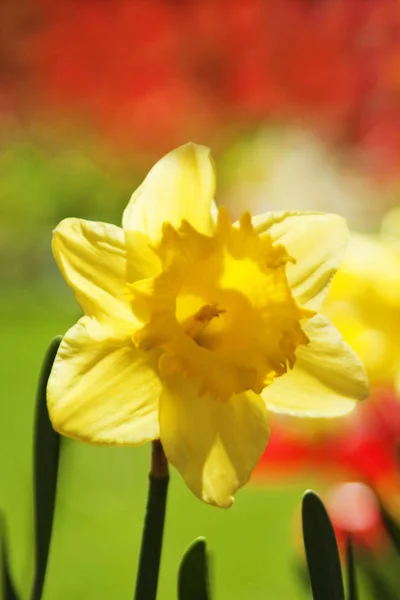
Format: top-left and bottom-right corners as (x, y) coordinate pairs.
(2, 0), (400, 175)
(326, 482), (388, 551)
(255, 389), (400, 493)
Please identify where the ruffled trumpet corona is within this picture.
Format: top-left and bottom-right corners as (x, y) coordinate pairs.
(47, 143), (368, 507)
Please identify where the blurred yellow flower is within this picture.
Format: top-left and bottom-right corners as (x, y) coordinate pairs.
(323, 227), (400, 391)
(47, 143), (368, 507)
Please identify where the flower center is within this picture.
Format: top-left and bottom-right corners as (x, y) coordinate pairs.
(183, 304), (226, 343)
(127, 208), (314, 401)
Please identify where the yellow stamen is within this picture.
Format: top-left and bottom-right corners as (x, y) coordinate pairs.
(184, 304), (226, 340)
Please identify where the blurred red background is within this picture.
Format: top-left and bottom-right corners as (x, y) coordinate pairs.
(1, 0), (400, 176)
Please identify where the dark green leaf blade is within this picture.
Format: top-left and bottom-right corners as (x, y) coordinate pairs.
(379, 500), (400, 555)
(358, 560), (398, 600)
(31, 336), (62, 600)
(178, 537), (210, 600)
(346, 535), (358, 600)
(293, 559), (311, 593)
(1, 519), (20, 600)
(302, 490), (345, 600)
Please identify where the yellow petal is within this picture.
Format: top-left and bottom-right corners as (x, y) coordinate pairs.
(261, 314), (369, 417)
(251, 212), (348, 309)
(52, 218), (136, 327)
(124, 229), (161, 284)
(159, 377), (269, 508)
(323, 233), (400, 387)
(330, 233), (400, 307)
(47, 319), (161, 444)
(122, 143), (216, 241)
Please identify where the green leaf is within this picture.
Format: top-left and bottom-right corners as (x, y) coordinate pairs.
(379, 500), (400, 556)
(1, 518), (20, 600)
(293, 559), (311, 592)
(359, 560), (398, 600)
(31, 336), (62, 600)
(178, 537), (210, 600)
(346, 535), (358, 600)
(302, 490), (345, 600)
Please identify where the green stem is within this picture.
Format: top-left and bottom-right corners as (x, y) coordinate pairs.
(134, 440), (169, 600)
(346, 535), (358, 600)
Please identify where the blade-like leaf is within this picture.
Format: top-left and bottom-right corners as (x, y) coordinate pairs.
(178, 537), (210, 600)
(293, 559), (311, 592)
(31, 336), (62, 600)
(1, 519), (20, 600)
(379, 500), (400, 556)
(302, 490), (345, 600)
(359, 560), (398, 600)
(346, 535), (358, 600)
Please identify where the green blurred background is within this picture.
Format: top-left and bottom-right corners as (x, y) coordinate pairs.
(1, 291), (314, 599)
(2, 0), (400, 598)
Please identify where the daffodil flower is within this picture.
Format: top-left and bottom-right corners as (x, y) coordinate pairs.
(323, 229), (400, 391)
(47, 143), (368, 507)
